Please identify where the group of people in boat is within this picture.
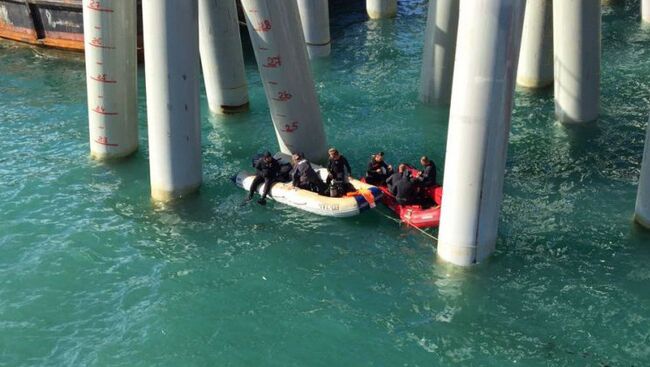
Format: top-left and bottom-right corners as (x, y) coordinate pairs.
(366, 152), (437, 205)
(245, 148), (437, 206)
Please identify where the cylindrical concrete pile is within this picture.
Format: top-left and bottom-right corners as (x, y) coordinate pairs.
(517, 0), (553, 89)
(419, 0), (459, 106)
(142, 0), (202, 201)
(296, 0), (331, 58)
(82, 0), (138, 160)
(199, 0), (249, 114)
(367, 0), (397, 19)
(437, 0), (526, 266)
(240, 0), (328, 162)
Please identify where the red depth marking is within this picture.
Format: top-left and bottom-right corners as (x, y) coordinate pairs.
(281, 122), (299, 133)
(255, 20), (272, 32)
(272, 91), (292, 102)
(263, 56), (281, 68)
(90, 74), (117, 83)
(92, 106), (118, 115)
(88, 37), (115, 49)
(95, 136), (118, 146)
(87, 0), (114, 13)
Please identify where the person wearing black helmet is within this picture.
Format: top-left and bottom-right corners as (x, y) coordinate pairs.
(290, 152), (326, 194)
(246, 151), (280, 205)
(364, 151), (393, 185)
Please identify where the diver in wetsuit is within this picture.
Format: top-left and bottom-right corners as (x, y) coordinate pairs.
(364, 151), (393, 186)
(415, 155), (437, 188)
(393, 165), (416, 205)
(246, 151), (280, 205)
(386, 164), (410, 197)
(326, 148), (352, 196)
(290, 153), (326, 194)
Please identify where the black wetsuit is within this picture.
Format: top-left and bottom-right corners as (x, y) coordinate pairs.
(365, 159), (391, 185)
(291, 159), (326, 194)
(327, 155), (352, 183)
(248, 158), (280, 200)
(386, 171), (408, 196)
(416, 162), (437, 187)
(394, 175), (416, 205)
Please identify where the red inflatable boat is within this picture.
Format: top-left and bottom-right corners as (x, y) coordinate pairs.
(367, 167), (443, 228)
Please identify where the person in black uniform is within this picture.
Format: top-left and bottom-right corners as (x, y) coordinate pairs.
(364, 152), (393, 186)
(326, 148), (353, 196)
(386, 164), (410, 196)
(415, 156), (437, 188)
(246, 151), (280, 205)
(392, 164), (416, 205)
(290, 153), (326, 194)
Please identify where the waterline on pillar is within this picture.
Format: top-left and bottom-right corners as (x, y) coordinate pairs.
(151, 183), (202, 203)
(90, 147), (138, 161)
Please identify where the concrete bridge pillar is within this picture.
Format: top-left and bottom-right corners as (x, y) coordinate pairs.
(199, 0), (249, 114)
(437, 0), (526, 266)
(296, 0), (331, 58)
(553, 0), (601, 123)
(240, 0), (328, 162)
(517, 0), (553, 89)
(82, 0), (138, 160)
(367, 0), (397, 19)
(643, 0), (650, 23)
(142, 0), (202, 201)
(635, 116), (650, 229)
(418, 0), (459, 106)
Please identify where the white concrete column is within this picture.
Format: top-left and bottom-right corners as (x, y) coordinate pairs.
(553, 0), (601, 123)
(418, 0), (459, 106)
(296, 0), (331, 58)
(643, 0), (650, 23)
(635, 116), (650, 229)
(367, 0), (397, 19)
(437, 0), (526, 266)
(82, 0), (138, 159)
(517, 0), (553, 88)
(241, 0), (328, 162)
(199, 0), (249, 114)
(142, 0), (202, 201)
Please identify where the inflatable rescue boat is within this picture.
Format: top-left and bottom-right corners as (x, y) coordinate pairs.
(234, 154), (383, 217)
(368, 166), (443, 228)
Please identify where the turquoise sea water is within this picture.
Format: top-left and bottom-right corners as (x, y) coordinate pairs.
(1, 1), (650, 366)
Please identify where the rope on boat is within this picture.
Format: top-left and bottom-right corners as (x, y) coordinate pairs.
(377, 210), (439, 242)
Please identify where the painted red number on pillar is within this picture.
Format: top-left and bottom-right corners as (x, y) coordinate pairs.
(272, 91), (292, 102)
(263, 56), (281, 68)
(282, 122), (299, 133)
(95, 136), (119, 146)
(256, 20), (272, 32)
(87, 0), (113, 12)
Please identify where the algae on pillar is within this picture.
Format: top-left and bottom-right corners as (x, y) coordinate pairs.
(199, 0), (249, 114)
(82, 0), (138, 160)
(418, 0), (459, 106)
(296, 0), (331, 58)
(142, 0), (202, 201)
(553, 0), (601, 123)
(437, 0), (526, 266)
(240, 0), (328, 162)
(517, 0), (553, 89)
(635, 116), (650, 229)
(366, 0), (397, 19)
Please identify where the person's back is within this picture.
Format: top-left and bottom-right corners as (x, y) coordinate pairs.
(394, 174), (415, 204)
(291, 154), (326, 194)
